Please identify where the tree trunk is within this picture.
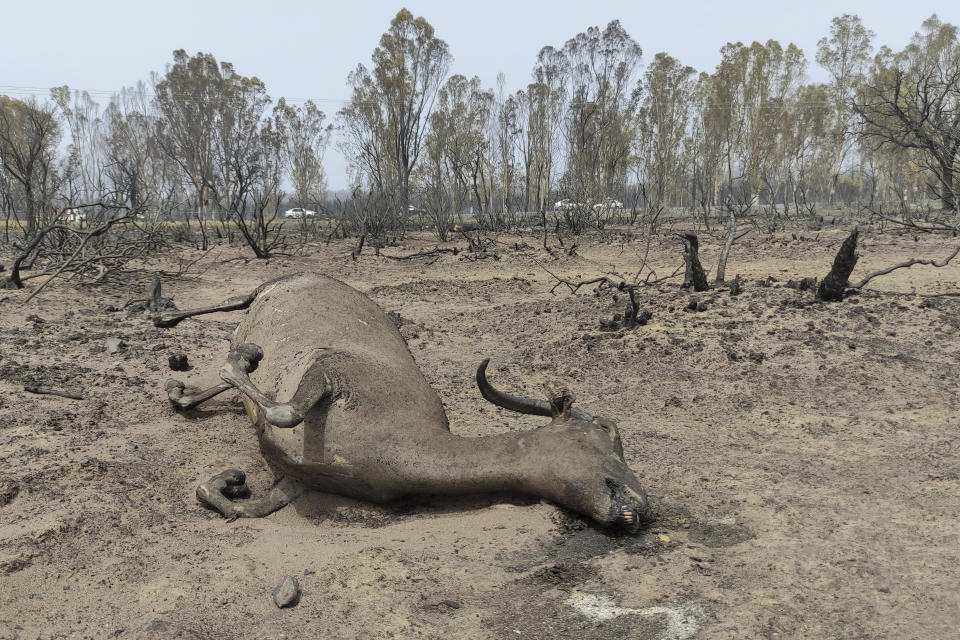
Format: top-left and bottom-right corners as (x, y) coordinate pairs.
(715, 211), (737, 284)
(680, 233), (709, 291)
(817, 229), (859, 302)
(935, 158), (957, 213)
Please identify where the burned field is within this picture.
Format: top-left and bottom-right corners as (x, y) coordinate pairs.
(1, 226), (958, 639)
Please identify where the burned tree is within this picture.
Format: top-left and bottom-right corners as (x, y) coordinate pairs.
(817, 229), (860, 301)
(817, 228), (958, 300)
(679, 233), (709, 291)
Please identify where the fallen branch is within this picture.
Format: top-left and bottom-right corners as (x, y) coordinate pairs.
(547, 267), (683, 295)
(849, 245), (960, 289)
(863, 205), (958, 234)
(383, 247), (460, 261)
(545, 266), (682, 330)
(24, 385), (84, 400)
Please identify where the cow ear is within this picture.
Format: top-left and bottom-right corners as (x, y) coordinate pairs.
(542, 381), (575, 419)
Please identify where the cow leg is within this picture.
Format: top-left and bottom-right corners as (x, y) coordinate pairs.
(219, 344), (333, 428)
(164, 380), (234, 410)
(163, 344), (264, 410)
(196, 469), (303, 520)
(152, 275), (296, 328)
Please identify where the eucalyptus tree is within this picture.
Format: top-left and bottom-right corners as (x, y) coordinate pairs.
(274, 98), (332, 212)
(232, 119), (286, 258)
(414, 74), (491, 237)
(524, 47), (567, 213)
(212, 64), (271, 226)
(707, 44), (749, 205)
(415, 118), (453, 240)
(816, 15), (874, 205)
(338, 9), (451, 211)
(0, 95), (62, 238)
(153, 50), (223, 248)
(430, 74), (492, 215)
(491, 76), (520, 221)
(741, 41), (806, 207)
(637, 53), (696, 211)
(686, 72), (729, 215)
(710, 40), (806, 208)
(782, 82), (832, 210)
(51, 87), (108, 205)
(514, 86), (536, 213)
(855, 15), (960, 213)
(561, 21), (642, 208)
(103, 82), (180, 219)
(154, 50), (278, 250)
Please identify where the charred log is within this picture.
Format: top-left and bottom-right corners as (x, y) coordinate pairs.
(680, 234), (709, 291)
(817, 230), (859, 301)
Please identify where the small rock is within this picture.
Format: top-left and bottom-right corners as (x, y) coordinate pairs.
(0, 481), (19, 506)
(440, 599), (461, 609)
(685, 545), (714, 563)
(104, 337), (125, 354)
(168, 354), (189, 371)
(272, 575), (300, 608)
(102, 305), (119, 313)
(634, 309), (653, 326)
(786, 277), (817, 292)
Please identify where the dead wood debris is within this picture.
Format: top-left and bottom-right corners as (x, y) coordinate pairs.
(679, 233), (709, 291)
(24, 386), (84, 400)
(383, 247), (460, 261)
(126, 276), (177, 314)
(818, 230), (860, 301)
(818, 229), (960, 300)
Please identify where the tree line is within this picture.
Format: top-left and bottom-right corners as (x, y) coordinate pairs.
(1, 9), (958, 258)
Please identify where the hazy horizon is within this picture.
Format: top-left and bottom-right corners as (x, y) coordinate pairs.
(2, 0), (957, 189)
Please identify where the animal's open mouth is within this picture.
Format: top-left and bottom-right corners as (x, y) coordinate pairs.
(606, 479), (644, 533)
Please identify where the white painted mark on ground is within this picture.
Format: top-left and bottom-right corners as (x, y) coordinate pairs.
(565, 592), (704, 640)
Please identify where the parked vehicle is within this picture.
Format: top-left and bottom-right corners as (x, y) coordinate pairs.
(593, 198), (624, 212)
(284, 207), (316, 219)
(554, 199), (581, 211)
(64, 208), (86, 223)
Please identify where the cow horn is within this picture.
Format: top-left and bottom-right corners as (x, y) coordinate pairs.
(476, 359), (594, 421)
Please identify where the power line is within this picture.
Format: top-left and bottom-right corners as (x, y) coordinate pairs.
(0, 84), (352, 107)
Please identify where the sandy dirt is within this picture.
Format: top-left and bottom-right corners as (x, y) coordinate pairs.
(1, 224), (958, 639)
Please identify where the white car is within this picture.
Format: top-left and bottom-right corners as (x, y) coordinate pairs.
(554, 199), (581, 211)
(284, 207), (316, 219)
(593, 198), (624, 211)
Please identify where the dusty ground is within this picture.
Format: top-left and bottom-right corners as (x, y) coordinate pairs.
(1, 223), (959, 639)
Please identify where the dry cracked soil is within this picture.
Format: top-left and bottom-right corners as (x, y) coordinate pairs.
(0, 224), (958, 639)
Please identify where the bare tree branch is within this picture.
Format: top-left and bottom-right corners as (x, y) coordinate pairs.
(849, 245), (960, 289)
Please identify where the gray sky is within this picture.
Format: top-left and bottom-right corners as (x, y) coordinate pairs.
(2, 1), (957, 189)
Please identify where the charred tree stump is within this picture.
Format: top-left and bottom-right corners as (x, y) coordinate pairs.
(817, 229), (859, 301)
(680, 234), (709, 291)
(351, 235), (366, 261)
(127, 277), (176, 313)
(622, 288), (652, 329)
